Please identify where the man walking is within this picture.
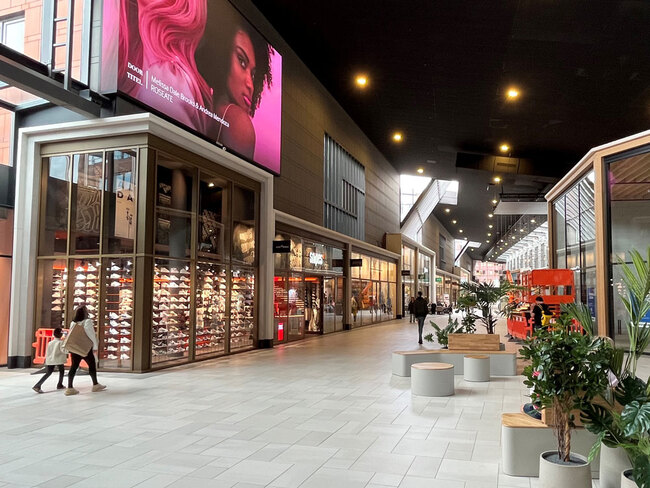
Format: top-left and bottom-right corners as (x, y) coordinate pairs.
(413, 291), (429, 344)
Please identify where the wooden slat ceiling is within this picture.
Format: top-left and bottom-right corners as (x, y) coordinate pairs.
(610, 152), (650, 201)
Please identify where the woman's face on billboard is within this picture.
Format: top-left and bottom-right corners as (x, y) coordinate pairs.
(227, 30), (256, 113)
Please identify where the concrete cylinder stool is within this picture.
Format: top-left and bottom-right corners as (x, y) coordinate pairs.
(411, 362), (454, 397)
(464, 355), (490, 382)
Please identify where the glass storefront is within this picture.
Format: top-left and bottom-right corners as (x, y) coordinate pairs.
(351, 252), (397, 327)
(606, 148), (650, 352)
(418, 253), (432, 301)
(552, 170), (596, 319)
(36, 142), (259, 371)
(274, 234), (343, 342)
(401, 245), (415, 312)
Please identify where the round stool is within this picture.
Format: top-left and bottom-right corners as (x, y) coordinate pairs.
(464, 355), (490, 382)
(411, 362), (454, 396)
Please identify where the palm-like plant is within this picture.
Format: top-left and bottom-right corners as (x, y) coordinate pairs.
(459, 281), (515, 334)
(617, 247), (650, 378)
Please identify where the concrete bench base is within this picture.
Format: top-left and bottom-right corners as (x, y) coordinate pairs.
(411, 362), (454, 396)
(501, 413), (600, 478)
(392, 349), (516, 377)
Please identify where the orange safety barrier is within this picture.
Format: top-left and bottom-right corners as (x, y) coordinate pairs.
(507, 314), (533, 340)
(32, 328), (73, 367)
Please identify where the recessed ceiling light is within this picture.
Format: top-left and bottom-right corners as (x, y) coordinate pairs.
(392, 132), (403, 142)
(417, 167), (424, 174)
(520, 229), (524, 232)
(499, 144), (510, 153)
(506, 87), (520, 100)
(444, 208), (450, 213)
(487, 233), (492, 236)
(488, 213), (493, 218)
(452, 219), (457, 224)
(355, 75), (368, 87)
(493, 176), (501, 183)
(488, 224), (493, 229)
(486, 240), (490, 243)
(208, 182), (215, 188)
(492, 199), (498, 205)
(512, 236), (516, 239)
(531, 219), (536, 223)
(459, 229), (463, 233)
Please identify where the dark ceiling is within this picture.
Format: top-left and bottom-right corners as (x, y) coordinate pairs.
(251, 0), (650, 258)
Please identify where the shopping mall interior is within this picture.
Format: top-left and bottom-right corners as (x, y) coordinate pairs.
(0, 1), (649, 487)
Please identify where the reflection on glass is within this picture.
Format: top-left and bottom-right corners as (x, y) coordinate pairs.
(608, 151), (650, 351)
(304, 277), (321, 333)
(70, 153), (103, 254)
(232, 186), (255, 264)
(104, 150), (136, 253)
(40, 156), (70, 255)
(274, 275), (288, 341)
(100, 257), (133, 369)
(198, 177), (226, 257)
(155, 211), (192, 258)
(554, 198), (566, 268)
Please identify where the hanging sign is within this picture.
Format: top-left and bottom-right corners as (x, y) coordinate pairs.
(272, 240), (291, 253)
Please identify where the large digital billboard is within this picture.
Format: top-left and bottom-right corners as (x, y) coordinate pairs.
(104, 0), (282, 174)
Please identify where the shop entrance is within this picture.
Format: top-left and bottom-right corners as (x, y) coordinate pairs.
(304, 276), (322, 334)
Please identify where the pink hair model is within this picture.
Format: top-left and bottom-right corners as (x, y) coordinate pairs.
(119, 0), (213, 111)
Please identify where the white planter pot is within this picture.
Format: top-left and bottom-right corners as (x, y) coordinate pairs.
(620, 469), (637, 488)
(600, 443), (632, 488)
(539, 451), (592, 488)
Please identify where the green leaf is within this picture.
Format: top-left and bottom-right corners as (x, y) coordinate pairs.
(621, 401), (650, 438)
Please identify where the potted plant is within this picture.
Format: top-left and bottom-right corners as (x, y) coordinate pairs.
(579, 247), (650, 488)
(456, 293), (478, 334)
(458, 281), (515, 334)
(423, 316), (465, 348)
(520, 314), (613, 487)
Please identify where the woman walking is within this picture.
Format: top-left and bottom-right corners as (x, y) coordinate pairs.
(65, 306), (105, 396)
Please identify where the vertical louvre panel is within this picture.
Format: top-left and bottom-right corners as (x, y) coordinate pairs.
(323, 134), (365, 240)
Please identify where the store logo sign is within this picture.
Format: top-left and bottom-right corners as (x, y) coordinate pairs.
(309, 252), (324, 265)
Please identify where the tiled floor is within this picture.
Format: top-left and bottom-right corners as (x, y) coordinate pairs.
(1, 316), (648, 488)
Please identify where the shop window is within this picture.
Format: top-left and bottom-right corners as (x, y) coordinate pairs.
(70, 153), (103, 254)
(231, 268), (255, 350)
(287, 274), (305, 339)
(155, 163), (194, 258)
(39, 155), (71, 256)
(152, 259), (191, 364)
(0, 14), (25, 53)
(196, 262), (227, 356)
(198, 176), (227, 258)
(100, 257), (133, 369)
(232, 186), (256, 265)
(274, 275), (288, 341)
(103, 150), (136, 254)
(35, 259), (68, 330)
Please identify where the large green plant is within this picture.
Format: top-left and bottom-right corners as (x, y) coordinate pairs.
(520, 317), (613, 462)
(424, 316), (465, 348)
(459, 281), (515, 334)
(456, 293), (478, 334)
(618, 247), (650, 378)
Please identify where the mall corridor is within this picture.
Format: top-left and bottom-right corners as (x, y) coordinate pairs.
(0, 317), (537, 488)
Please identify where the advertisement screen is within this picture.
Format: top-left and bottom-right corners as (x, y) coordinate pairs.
(107, 0), (282, 174)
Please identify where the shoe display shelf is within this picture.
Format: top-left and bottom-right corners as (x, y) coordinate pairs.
(101, 259), (133, 368)
(195, 262), (227, 356)
(230, 269), (255, 350)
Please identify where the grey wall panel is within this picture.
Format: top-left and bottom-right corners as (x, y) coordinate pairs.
(231, 0), (400, 246)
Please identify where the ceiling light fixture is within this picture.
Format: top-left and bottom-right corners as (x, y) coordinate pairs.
(459, 229), (463, 233)
(493, 176), (501, 183)
(492, 199), (498, 205)
(487, 233), (492, 236)
(392, 132), (403, 142)
(488, 224), (493, 229)
(416, 167), (424, 174)
(506, 87), (520, 100)
(531, 219), (536, 223)
(499, 144), (510, 153)
(355, 75), (368, 87)
(452, 219), (457, 224)
(488, 213), (493, 218)
(208, 182), (215, 188)
(520, 229), (524, 232)
(444, 208), (451, 213)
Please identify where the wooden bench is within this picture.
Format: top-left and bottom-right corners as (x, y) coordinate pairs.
(392, 349), (516, 377)
(448, 333), (500, 351)
(501, 413), (600, 477)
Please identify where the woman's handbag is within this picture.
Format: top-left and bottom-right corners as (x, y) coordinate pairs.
(63, 322), (93, 356)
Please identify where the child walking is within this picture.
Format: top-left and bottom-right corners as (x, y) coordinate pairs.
(32, 328), (67, 393)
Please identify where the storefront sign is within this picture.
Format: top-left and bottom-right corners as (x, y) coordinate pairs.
(331, 258), (344, 268)
(350, 258), (363, 267)
(435, 277), (442, 283)
(272, 240), (291, 253)
(309, 252), (324, 265)
(401, 270), (411, 276)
